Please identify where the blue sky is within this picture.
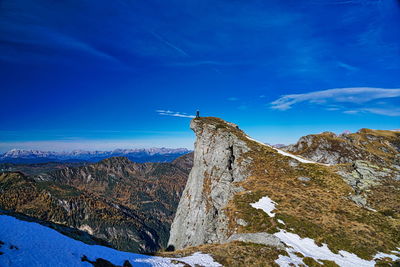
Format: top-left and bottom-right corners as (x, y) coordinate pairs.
(1, 0), (399, 152)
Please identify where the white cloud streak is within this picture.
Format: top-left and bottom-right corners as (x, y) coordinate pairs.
(1, 24), (123, 65)
(270, 87), (400, 116)
(168, 60), (248, 67)
(361, 108), (400, 117)
(150, 32), (189, 57)
(156, 110), (195, 118)
(337, 61), (359, 71)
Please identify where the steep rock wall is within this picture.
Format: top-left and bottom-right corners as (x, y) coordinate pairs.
(168, 118), (251, 250)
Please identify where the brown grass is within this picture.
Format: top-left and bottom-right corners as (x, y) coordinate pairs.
(223, 137), (400, 260)
(179, 118), (400, 266)
(158, 241), (284, 267)
(162, 118), (400, 265)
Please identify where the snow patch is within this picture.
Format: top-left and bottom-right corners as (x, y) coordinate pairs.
(374, 250), (400, 262)
(250, 196), (277, 217)
(275, 251), (305, 266)
(250, 202), (400, 267)
(135, 252), (221, 267)
(273, 148), (318, 164)
(274, 230), (400, 267)
(245, 135), (329, 165)
(274, 230), (374, 267)
(0, 215), (221, 267)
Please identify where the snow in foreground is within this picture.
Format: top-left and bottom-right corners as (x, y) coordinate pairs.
(250, 195), (400, 267)
(274, 229), (400, 267)
(0, 215), (221, 267)
(245, 136), (325, 165)
(274, 230), (373, 267)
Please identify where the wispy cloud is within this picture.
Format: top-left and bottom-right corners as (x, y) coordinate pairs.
(337, 61), (359, 71)
(168, 60), (248, 67)
(343, 108), (400, 117)
(270, 87), (400, 116)
(361, 108), (400, 117)
(0, 22), (123, 65)
(343, 110), (360, 114)
(271, 87), (400, 110)
(228, 97), (239, 101)
(156, 110), (195, 118)
(151, 32), (189, 57)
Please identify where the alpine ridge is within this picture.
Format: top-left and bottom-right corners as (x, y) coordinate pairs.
(164, 117), (400, 266)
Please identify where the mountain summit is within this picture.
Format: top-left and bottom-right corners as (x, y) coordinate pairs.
(283, 128), (400, 166)
(165, 117), (399, 266)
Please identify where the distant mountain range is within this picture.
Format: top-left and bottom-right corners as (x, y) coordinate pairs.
(0, 148), (191, 164)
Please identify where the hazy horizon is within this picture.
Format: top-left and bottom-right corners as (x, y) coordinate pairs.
(1, 125), (399, 153)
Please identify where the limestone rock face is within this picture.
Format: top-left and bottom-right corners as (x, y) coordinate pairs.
(337, 160), (399, 210)
(338, 160), (394, 192)
(284, 129), (400, 209)
(284, 129), (400, 166)
(225, 233), (284, 248)
(284, 134), (374, 165)
(168, 118), (251, 250)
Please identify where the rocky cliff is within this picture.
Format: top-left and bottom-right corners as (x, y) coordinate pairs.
(168, 118), (251, 250)
(165, 117), (400, 266)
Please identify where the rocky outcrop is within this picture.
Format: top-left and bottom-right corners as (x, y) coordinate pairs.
(284, 129), (400, 166)
(225, 233), (283, 248)
(337, 160), (394, 193)
(337, 160), (399, 210)
(168, 118), (251, 250)
(284, 129), (400, 210)
(165, 117), (400, 266)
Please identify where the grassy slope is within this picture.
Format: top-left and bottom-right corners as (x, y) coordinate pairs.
(159, 118), (400, 266)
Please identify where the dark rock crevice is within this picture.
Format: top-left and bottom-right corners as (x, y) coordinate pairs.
(227, 145), (235, 179)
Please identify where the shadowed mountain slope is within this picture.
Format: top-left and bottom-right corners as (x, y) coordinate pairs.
(0, 153), (193, 253)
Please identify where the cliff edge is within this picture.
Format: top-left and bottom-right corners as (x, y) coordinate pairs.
(165, 117), (400, 267)
(168, 117), (252, 249)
